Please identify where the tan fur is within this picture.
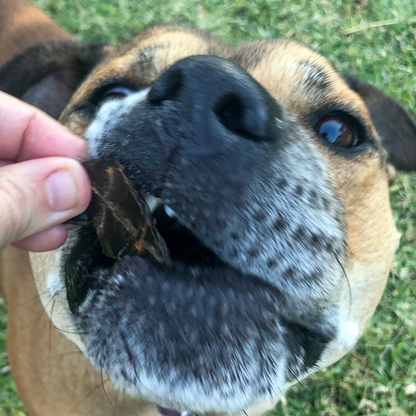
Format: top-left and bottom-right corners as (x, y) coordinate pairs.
(61, 27), (227, 124)
(1, 248), (133, 416)
(0, 0), (73, 68)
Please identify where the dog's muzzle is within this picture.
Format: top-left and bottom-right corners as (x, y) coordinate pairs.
(63, 56), (347, 412)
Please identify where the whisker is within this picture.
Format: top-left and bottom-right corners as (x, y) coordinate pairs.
(76, 153), (89, 163)
(120, 331), (140, 382)
(50, 350), (84, 359)
(34, 293), (55, 327)
(49, 323), (89, 335)
(14, 290), (49, 308)
(101, 369), (114, 408)
(335, 256), (352, 317)
(349, 211), (367, 224)
(113, 390), (121, 416)
(49, 299), (56, 360)
(69, 377), (111, 414)
(288, 367), (312, 397)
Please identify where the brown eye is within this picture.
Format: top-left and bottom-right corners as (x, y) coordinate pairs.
(98, 86), (132, 106)
(314, 114), (358, 148)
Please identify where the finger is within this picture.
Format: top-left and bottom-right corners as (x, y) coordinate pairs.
(12, 224), (70, 252)
(0, 157), (91, 250)
(0, 91), (88, 162)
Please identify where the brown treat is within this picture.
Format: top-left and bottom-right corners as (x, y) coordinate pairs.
(82, 159), (170, 265)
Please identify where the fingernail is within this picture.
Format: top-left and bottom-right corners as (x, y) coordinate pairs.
(46, 170), (78, 211)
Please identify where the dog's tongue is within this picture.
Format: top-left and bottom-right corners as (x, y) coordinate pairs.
(82, 158), (170, 264)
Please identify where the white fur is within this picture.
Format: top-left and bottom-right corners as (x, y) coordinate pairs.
(339, 321), (360, 351)
(47, 272), (63, 298)
(86, 88), (150, 157)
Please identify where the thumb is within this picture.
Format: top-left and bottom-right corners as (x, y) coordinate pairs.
(0, 157), (91, 250)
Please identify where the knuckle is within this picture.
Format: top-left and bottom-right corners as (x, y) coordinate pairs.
(20, 112), (40, 158)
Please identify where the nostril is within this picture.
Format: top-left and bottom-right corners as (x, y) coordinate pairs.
(214, 92), (268, 141)
(214, 93), (246, 136)
(148, 68), (183, 103)
(147, 55), (281, 143)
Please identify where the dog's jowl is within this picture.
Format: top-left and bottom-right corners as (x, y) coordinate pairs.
(0, 3), (416, 416)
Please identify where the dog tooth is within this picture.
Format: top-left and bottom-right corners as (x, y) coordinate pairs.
(164, 206), (177, 218)
(145, 195), (163, 213)
(181, 411), (197, 416)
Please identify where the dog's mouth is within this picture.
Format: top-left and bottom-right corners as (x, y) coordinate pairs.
(62, 158), (335, 413)
(64, 161), (266, 312)
(65, 165), (282, 322)
(152, 198), (225, 269)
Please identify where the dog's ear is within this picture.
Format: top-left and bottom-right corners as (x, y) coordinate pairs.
(343, 74), (416, 172)
(0, 40), (107, 119)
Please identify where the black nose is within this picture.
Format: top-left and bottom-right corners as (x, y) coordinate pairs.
(147, 55), (281, 142)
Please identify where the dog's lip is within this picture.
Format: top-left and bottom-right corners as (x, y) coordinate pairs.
(87, 250), (331, 409)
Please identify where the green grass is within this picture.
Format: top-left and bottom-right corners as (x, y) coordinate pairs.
(1, 0), (416, 414)
(0, 299), (26, 416)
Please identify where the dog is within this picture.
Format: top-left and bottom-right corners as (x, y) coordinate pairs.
(0, 1), (415, 415)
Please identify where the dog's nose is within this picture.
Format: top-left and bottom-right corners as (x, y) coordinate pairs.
(148, 55), (281, 142)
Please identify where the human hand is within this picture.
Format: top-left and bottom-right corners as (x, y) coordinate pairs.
(0, 92), (91, 252)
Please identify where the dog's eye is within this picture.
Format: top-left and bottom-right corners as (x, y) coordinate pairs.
(97, 86), (132, 106)
(314, 114), (358, 148)
(77, 85), (135, 116)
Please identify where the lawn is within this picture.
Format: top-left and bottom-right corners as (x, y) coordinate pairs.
(1, 0), (416, 415)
